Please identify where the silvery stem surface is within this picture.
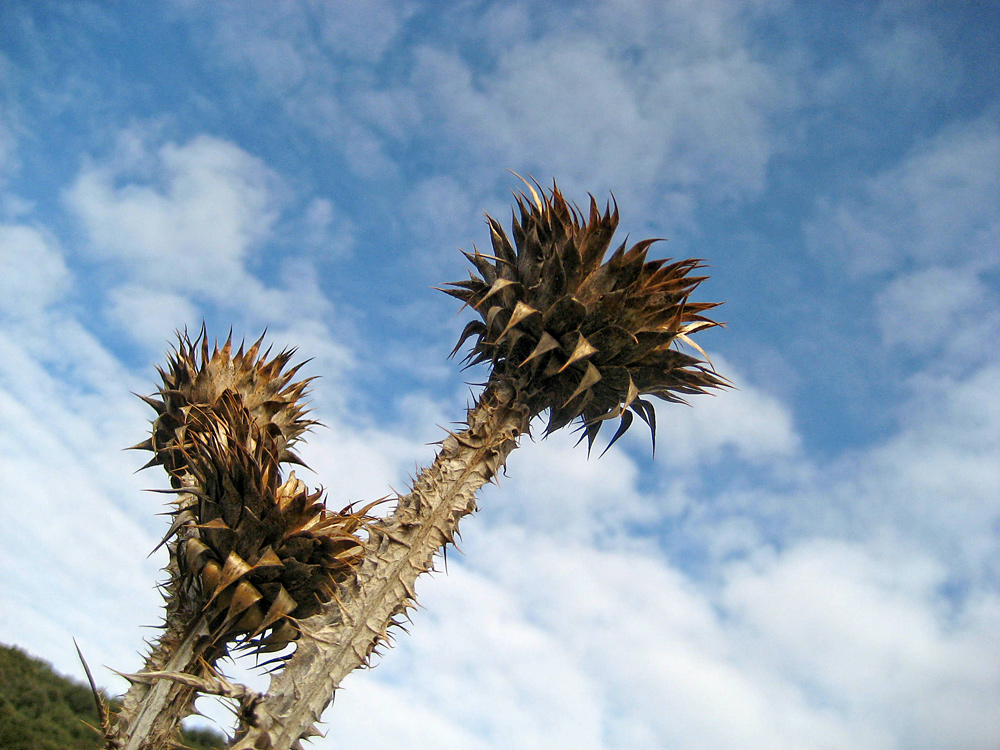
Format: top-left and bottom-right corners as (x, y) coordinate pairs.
(230, 379), (527, 749)
(113, 475), (219, 750)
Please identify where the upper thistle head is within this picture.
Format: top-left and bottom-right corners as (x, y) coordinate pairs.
(442, 179), (728, 452)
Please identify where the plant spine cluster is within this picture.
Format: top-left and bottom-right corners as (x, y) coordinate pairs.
(107, 334), (372, 748)
(444, 180), (727, 450)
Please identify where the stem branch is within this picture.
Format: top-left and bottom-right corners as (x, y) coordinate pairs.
(230, 379), (527, 748)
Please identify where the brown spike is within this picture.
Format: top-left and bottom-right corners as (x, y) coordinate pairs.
(200, 558), (223, 593)
(497, 300), (540, 342)
(207, 551), (253, 603)
(184, 538), (214, 572)
(253, 546), (283, 570)
(557, 334), (598, 373)
(255, 619), (300, 653)
(223, 580), (264, 625)
(520, 331), (561, 367)
(135, 394), (165, 412)
(563, 362), (603, 407)
(475, 278), (518, 308)
(254, 585), (298, 636)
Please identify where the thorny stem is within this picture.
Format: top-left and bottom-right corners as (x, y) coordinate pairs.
(112, 475), (224, 750)
(117, 613), (214, 750)
(229, 377), (528, 748)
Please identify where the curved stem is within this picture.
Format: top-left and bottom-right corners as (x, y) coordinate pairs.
(230, 378), (528, 749)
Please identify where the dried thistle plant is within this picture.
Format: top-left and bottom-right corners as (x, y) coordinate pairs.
(443, 179), (727, 450)
(105, 181), (726, 749)
(104, 333), (373, 749)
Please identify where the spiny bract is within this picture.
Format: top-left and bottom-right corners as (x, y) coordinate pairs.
(443, 180), (728, 452)
(134, 330), (369, 655)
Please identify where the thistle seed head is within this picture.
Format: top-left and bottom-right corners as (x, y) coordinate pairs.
(134, 328), (370, 656)
(442, 180), (728, 452)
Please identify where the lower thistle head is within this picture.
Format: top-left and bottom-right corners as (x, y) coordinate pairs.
(135, 329), (372, 656)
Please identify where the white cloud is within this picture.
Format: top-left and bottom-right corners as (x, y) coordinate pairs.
(806, 117), (1000, 277)
(0, 48), (20, 186)
(65, 132), (283, 298)
(371, 562), (607, 749)
(488, 429), (645, 541)
(203, 4), (312, 90)
(286, 386), (466, 524)
(301, 197), (356, 257)
(0, 117), (18, 187)
(673, 357), (1000, 585)
(104, 284), (202, 353)
(408, 28), (790, 220)
(0, 318), (168, 690)
(371, 528), (968, 750)
(62, 130), (361, 355)
(653, 355), (800, 466)
(875, 264), (999, 359)
(292, 92), (399, 178)
(166, 0), (793, 223)
(167, 0), (408, 178)
(0, 224), (70, 317)
(313, 0), (415, 64)
(319, 678), (493, 750)
(722, 539), (1000, 750)
(402, 173), (485, 271)
(861, 23), (962, 103)
(859, 364), (1000, 582)
(172, 0), (413, 75)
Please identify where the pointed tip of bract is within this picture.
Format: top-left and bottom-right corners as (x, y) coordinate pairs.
(507, 169), (545, 211)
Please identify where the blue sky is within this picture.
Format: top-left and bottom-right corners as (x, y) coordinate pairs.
(1, 2), (998, 748)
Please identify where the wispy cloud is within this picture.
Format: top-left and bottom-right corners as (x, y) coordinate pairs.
(168, 0), (795, 225)
(721, 538), (1000, 750)
(65, 131), (284, 297)
(0, 224), (69, 317)
(806, 116), (1000, 278)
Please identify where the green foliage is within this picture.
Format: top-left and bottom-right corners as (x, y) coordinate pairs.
(0, 642), (104, 750)
(0, 643), (226, 749)
(180, 726), (229, 750)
